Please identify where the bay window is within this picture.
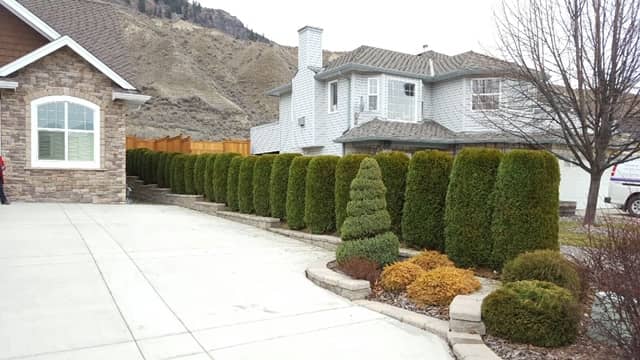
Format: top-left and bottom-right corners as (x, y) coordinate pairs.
(388, 79), (416, 121)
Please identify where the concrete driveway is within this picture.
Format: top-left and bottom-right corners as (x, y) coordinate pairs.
(0, 203), (451, 360)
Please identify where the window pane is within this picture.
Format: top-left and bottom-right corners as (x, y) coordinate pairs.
(473, 79), (500, 94)
(68, 103), (94, 130)
(38, 131), (65, 160)
(472, 94), (499, 110)
(37, 102), (65, 129)
(369, 79), (378, 94)
(368, 95), (378, 111)
(68, 132), (94, 161)
(388, 80), (415, 121)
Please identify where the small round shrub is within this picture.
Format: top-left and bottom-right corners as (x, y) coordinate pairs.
(380, 262), (425, 292)
(270, 153), (301, 220)
(335, 154), (368, 233)
(374, 151), (410, 239)
(253, 155), (277, 217)
(156, 152), (169, 188)
(171, 154), (186, 194)
(204, 154), (218, 201)
(408, 250), (455, 271)
(183, 154), (197, 195)
(238, 156), (257, 214)
(336, 232), (400, 267)
(286, 156), (313, 230)
(213, 153), (240, 204)
(193, 154), (208, 195)
(491, 150), (560, 268)
(406, 267), (480, 306)
(226, 156), (243, 211)
(402, 150), (453, 251)
(502, 250), (581, 298)
(445, 148), (502, 268)
(482, 280), (580, 347)
(305, 155), (340, 234)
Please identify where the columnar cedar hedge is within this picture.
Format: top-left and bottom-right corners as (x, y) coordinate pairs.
(183, 155), (197, 195)
(226, 156), (243, 211)
(270, 153), (301, 220)
(253, 154), (277, 217)
(126, 150), (133, 175)
(444, 148), (502, 267)
(166, 153), (179, 190)
(143, 151), (155, 184)
(156, 152), (169, 188)
(193, 154), (208, 195)
(304, 155), (340, 234)
(374, 151), (409, 238)
(152, 152), (162, 184)
(336, 158), (399, 266)
(491, 150), (560, 268)
(335, 154), (368, 234)
(238, 156), (257, 214)
(402, 150), (453, 251)
(137, 148), (150, 179)
(286, 156), (313, 230)
(171, 154), (187, 194)
(213, 153), (240, 204)
(204, 154), (218, 201)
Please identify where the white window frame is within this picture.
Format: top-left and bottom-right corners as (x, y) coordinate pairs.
(328, 80), (338, 113)
(368, 78), (379, 111)
(471, 78), (502, 111)
(385, 77), (420, 122)
(31, 96), (101, 169)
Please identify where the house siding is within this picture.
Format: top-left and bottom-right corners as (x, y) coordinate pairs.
(431, 78), (465, 132)
(0, 6), (48, 66)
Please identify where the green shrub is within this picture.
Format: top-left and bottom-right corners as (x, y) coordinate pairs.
(491, 150), (560, 268)
(238, 156), (257, 214)
(143, 151), (155, 184)
(305, 155), (340, 234)
(171, 154), (187, 194)
(137, 148), (150, 179)
(156, 152), (169, 188)
(213, 153), (240, 204)
(152, 152), (163, 184)
(126, 149), (133, 175)
(402, 150), (453, 251)
(482, 280), (580, 347)
(286, 156), (313, 230)
(335, 154), (368, 233)
(444, 148), (502, 267)
(336, 233), (400, 267)
(204, 154), (218, 201)
(374, 151), (409, 239)
(226, 156), (243, 211)
(253, 155), (277, 217)
(502, 250), (581, 298)
(270, 153), (301, 220)
(193, 154), (208, 195)
(183, 155), (197, 195)
(165, 153), (179, 190)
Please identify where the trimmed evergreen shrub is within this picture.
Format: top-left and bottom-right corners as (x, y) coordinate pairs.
(407, 267), (481, 306)
(238, 156), (257, 214)
(482, 280), (580, 347)
(137, 148), (150, 179)
(183, 155), (197, 195)
(204, 154), (218, 201)
(143, 151), (155, 184)
(253, 155), (277, 217)
(335, 154), (368, 233)
(286, 156), (313, 230)
(270, 153), (301, 220)
(156, 152), (169, 188)
(445, 148), (502, 267)
(491, 150), (560, 268)
(305, 155), (340, 234)
(502, 250), (581, 298)
(374, 151), (409, 239)
(336, 158), (400, 266)
(193, 154), (208, 195)
(165, 153), (179, 190)
(171, 154), (187, 194)
(126, 150), (133, 175)
(213, 153), (240, 204)
(402, 150), (453, 251)
(380, 262), (425, 292)
(226, 156), (243, 211)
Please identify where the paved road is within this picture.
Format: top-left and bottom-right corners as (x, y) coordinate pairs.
(0, 203), (451, 360)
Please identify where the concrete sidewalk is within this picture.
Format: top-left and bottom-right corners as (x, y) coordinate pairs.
(0, 203), (451, 360)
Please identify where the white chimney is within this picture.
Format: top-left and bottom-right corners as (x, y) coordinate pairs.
(298, 26), (323, 69)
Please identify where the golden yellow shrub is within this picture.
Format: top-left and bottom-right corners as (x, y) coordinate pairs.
(380, 261), (425, 292)
(408, 251), (455, 271)
(406, 267), (481, 306)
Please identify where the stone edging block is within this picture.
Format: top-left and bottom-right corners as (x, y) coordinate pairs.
(216, 211), (280, 229)
(305, 263), (370, 300)
(354, 300), (449, 339)
(449, 278), (500, 336)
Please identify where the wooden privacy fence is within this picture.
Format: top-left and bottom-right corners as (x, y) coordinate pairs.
(126, 135), (250, 156)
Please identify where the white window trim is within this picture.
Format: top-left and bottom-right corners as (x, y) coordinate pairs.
(368, 78), (379, 112)
(30, 96), (101, 169)
(328, 80), (338, 113)
(471, 78), (502, 112)
(385, 76), (420, 122)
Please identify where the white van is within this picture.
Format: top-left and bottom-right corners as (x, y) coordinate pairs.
(605, 158), (640, 216)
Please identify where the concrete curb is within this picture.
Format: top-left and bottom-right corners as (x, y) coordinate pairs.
(216, 211), (281, 229)
(354, 300), (449, 339)
(305, 262), (370, 300)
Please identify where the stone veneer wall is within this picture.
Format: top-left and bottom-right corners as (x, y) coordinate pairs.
(1, 48), (127, 203)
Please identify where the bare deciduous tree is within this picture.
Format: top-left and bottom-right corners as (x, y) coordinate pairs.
(487, 0), (640, 225)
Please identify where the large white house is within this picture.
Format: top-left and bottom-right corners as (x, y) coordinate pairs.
(250, 26), (610, 209)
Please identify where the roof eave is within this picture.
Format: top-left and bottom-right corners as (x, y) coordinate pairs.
(316, 64), (504, 82)
(265, 83), (292, 97)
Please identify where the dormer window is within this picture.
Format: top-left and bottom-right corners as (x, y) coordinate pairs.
(329, 81), (338, 113)
(472, 78), (501, 110)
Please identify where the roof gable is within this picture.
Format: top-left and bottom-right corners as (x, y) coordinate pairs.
(0, 0), (59, 40)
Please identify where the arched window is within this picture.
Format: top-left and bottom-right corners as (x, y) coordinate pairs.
(31, 96), (100, 169)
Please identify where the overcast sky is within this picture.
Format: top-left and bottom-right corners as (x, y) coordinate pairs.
(198, 0), (503, 56)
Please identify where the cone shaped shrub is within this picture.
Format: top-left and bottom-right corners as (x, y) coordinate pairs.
(336, 158), (400, 266)
(213, 153), (240, 204)
(286, 156), (312, 230)
(238, 156), (257, 214)
(374, 151), (409, 239)
(171, 154), (186, 194)
(402, 150), (453, 251)
(445, 148), (502, 267)
(335, 154), (368, 234)
(183, 155), (197, 195)
(270, 153), (301, 220)
(305, 155), (340, 234)
(491, 150), (560, 268)
(226, 156), (243, 211)
(166, 153), (179, 190)
(193, 154), (208, 195)
(204, 154), (218, 201)
(253, 155), (277, 217)
(156, 152), (168, 188)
